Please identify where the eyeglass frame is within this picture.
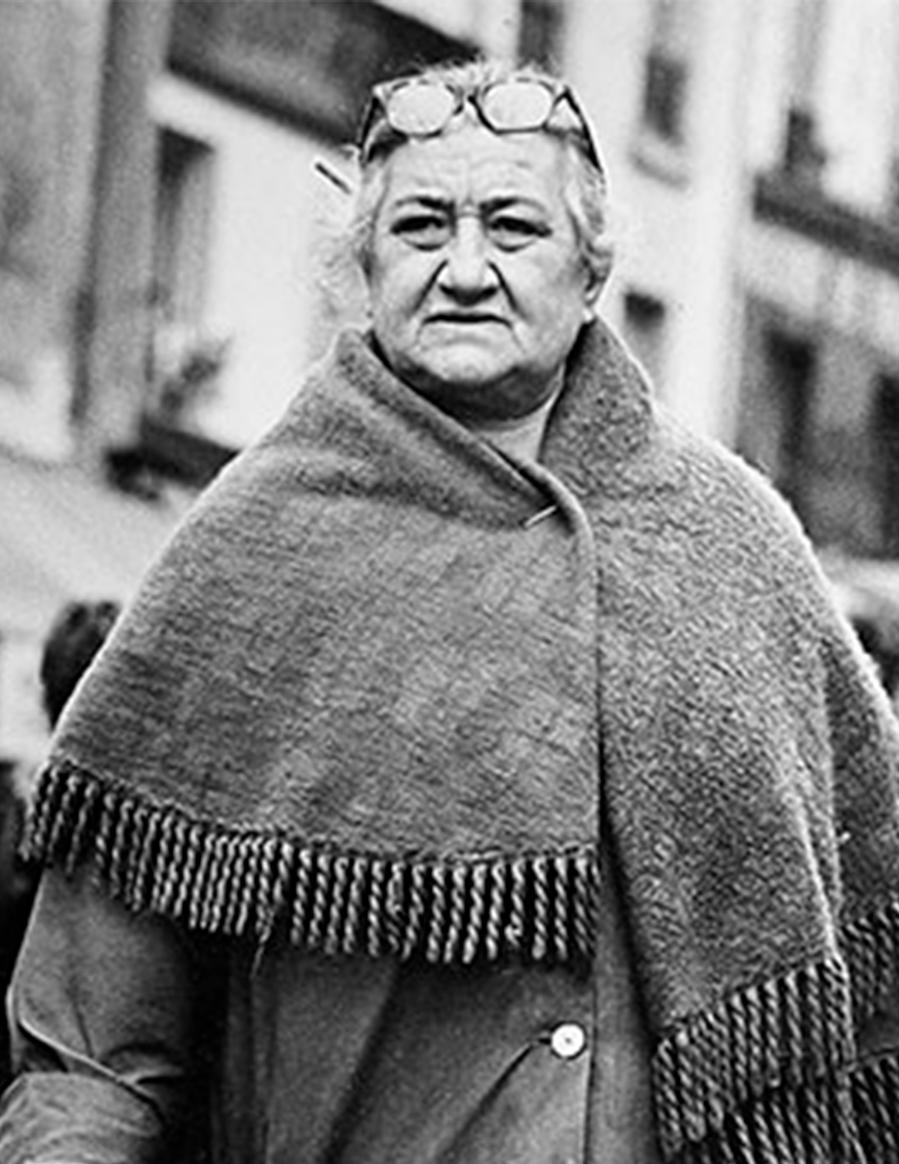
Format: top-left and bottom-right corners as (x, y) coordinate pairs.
(356, 73), (606, 178)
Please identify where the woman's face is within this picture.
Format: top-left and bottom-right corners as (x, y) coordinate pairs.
(364, 124), (599, 423)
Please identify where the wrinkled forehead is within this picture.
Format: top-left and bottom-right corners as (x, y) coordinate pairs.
(375, 122), (573, 209)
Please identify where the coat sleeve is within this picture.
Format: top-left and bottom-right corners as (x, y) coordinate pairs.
(0, 865), (203, 1164)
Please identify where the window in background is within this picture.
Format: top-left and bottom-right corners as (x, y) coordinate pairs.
(780, 105), (827, 186)
(154, 128), (213, 341)
(150, 127), (222, 428)
(873, 373), (899, 555)
(887, 157), (899, 221)
(642, 45), (687, 145)
(518, 0), (564, 70)
(779, 0), (828, 185)
(623, 289), (667, 393)
(764, 329), (816, 520)
(634, 0), (696, 179)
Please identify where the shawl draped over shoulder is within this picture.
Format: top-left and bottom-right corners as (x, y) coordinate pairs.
(25, 320), (899, 1162)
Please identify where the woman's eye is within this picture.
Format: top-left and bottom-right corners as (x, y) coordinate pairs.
(391, 215), (452, 249)
(488, 216), (547, 249)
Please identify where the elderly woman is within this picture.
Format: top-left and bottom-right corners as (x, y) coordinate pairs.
(3, 60), (899, 1164)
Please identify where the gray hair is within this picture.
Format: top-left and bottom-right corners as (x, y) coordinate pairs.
(349, 59), (614, 288)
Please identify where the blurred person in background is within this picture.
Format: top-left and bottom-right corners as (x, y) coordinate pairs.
(0, 759), (33, 1093)
(0, 599), (119, 1090)
(38, 600), (122, 731)
(3, 59), (899, 1163)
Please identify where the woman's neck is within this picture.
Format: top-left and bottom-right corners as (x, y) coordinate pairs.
(461, 389), (561, 463)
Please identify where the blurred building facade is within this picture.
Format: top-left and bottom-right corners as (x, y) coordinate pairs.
(0, 0), (178, 756)
(3, 0), (899, 750)
(0, 0), (106, 461)
(737, 0), (899, 560)
(563, 0), (899, 563)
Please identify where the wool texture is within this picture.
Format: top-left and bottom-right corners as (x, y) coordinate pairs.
(25, 319), (899, 1161)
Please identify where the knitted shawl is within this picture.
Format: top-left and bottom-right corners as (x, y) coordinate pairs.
(26, 320), (899, 1162)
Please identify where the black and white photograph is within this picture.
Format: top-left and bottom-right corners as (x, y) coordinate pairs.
(2, 2), (899, 1161)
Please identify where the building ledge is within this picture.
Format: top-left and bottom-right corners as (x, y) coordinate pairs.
(167, 0), (477, 143)
(103, 414), (237, 500)
(754, 170), (899, 277)
(136, 413), (236, 488)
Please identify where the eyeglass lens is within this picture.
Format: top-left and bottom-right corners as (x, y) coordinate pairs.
(386, 81), (459, 136)
(479, 81), (556, 131)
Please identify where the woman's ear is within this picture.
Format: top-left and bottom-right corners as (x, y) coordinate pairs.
(582, 246), (612, 320)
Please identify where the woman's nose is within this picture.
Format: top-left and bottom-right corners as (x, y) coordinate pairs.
(437, 216), (498, 295)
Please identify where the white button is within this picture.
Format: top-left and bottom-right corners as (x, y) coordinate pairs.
(550, 1022), (587, 1059)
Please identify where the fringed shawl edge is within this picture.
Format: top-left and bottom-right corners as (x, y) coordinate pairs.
(25, 768), (899, 1161)
(851, 1047), (899, 1163)
(24, 759), (600, 969)
(651, 902), (899, 1162)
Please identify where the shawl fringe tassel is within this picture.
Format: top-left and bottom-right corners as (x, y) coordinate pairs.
(652, 955), (856, 1161)
(654, 902), (899, 1162)
(850, 1048), (899, 1163)
(662, 1075), (859, 1163)
(843, 899), (899, 1027)
(844, 902), (899, 1164)
(24, 760), (599, 968)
